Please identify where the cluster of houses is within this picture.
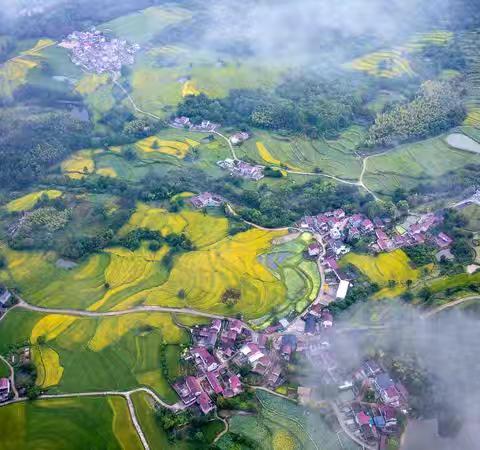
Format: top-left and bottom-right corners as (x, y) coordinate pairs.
(171, 116), (220, 133)
(172, 318), (283, 415)
(217, 158), (264, 180)
(229, 132), (250, 145)
(59, 29), (139, 77)
(299, 208), (456, 300)
(339, 360), (408, 448)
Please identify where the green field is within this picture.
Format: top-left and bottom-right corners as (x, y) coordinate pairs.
(0, 396), (142, 450)
(0, 357), (9, 378)
(237, 126), (365, 180)
(428, 271), (480, 294)
(259, 233), (320, 314)
(217, 390), (357, 450)
(363, 135), (479, 196)
(0, 309), (188, 402)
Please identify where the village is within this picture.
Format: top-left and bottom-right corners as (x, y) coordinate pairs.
(59, 28), (139, 77)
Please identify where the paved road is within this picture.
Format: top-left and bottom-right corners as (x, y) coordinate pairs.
(422, 295), (480, 318)
(330, 402), (375, 450)
(14, 298), (227, 320)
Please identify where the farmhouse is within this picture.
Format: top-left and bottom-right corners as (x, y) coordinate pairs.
(308, 242), (321, 257)
(191, 347), (218, 372)
(190, 192), (225, 208)
(434, 232), (453, 248)
(229, 132), (250, 145)
(0, 288), (11, 308)
(336, 280), (350, 299)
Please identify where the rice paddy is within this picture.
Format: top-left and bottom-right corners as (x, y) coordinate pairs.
(341, 249), (419, 298)
(0, 308), (188, 401)
(0, 396), (142, 450)
(362, 135), (479, 196)
(238, 127), (365, 179)
(348, 30), (452, 78)
(5, 190), (63, 212)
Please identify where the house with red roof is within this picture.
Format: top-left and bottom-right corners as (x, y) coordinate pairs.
(435, 232), (453, 248)
(228, 374), (243, 395)
(192, 347), (218, 372)
(197, 392), (214, 414)
(206, 372), (224, 395)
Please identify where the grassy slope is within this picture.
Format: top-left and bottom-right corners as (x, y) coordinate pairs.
(0, 396), (141, 450)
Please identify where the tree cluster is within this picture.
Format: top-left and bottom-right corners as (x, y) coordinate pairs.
(366, 80), (466, 147)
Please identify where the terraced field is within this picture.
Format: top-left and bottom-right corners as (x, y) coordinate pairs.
(363, 135), (479, 196)
(348, 30), (452, 78)
(0, 308), (187, 401)
(0, 39), (56, 99)
(459, 31), (480, 128)
(5, 190), (63, 212)
(0, 396), (142, 450)
(341, 249), (419, 298)
(259, 233), (320, 314)
(238, 126), (365, 180)
(0, 205), (288, 319)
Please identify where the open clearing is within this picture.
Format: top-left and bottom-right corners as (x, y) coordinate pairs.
(446, 133), (480, 153)
(0, 396), (142, 450)
(0, 308), (188, 402)
(341, 249), (419, 298)
(5, 190), (63, 212)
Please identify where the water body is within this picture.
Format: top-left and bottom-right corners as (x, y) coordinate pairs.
(446, 133), (480, 154)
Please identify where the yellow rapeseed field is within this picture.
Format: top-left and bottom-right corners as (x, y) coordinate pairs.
(257, 142), (281, 166)
(96, 167), (117, 178)
(182, 80), (200, 97)
(6, 190), (63, 212)
(120, 203), (229, 247)
(31, 315), (77, 344)
(32, 345), (64, 388)
(341, 249), (419, 298)
(272, 430), (297, 450)
(134, 228), (287, 317)
(61, 150), (95, 179)
(135, 136), (191, 158)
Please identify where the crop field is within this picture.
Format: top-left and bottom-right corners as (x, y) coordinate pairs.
(363, 135), (479, 196)
(98, 5), (193, 45)
(0, 38), (55, 99)
(259, 234), (320, 313)
(61, 150), (95, 179)
(118, 228), (288, 318)
(0, 357), (9, 377)
(0, 244), (168, 311)
(341, 249), (419, 298)
(348, 30), (452, 78)
(238, 127), (365, 179)
(120, 203), (229, 248)
(219, 390), (356, 450)
(0, 396), (142, 450)
(5, 190), (63, 212)
(428, 271), (480, 294)
(0, 308), (188, 401)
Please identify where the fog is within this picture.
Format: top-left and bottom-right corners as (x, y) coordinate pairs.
(201, 0), (452, 61)
(307, 300), (480, 449)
